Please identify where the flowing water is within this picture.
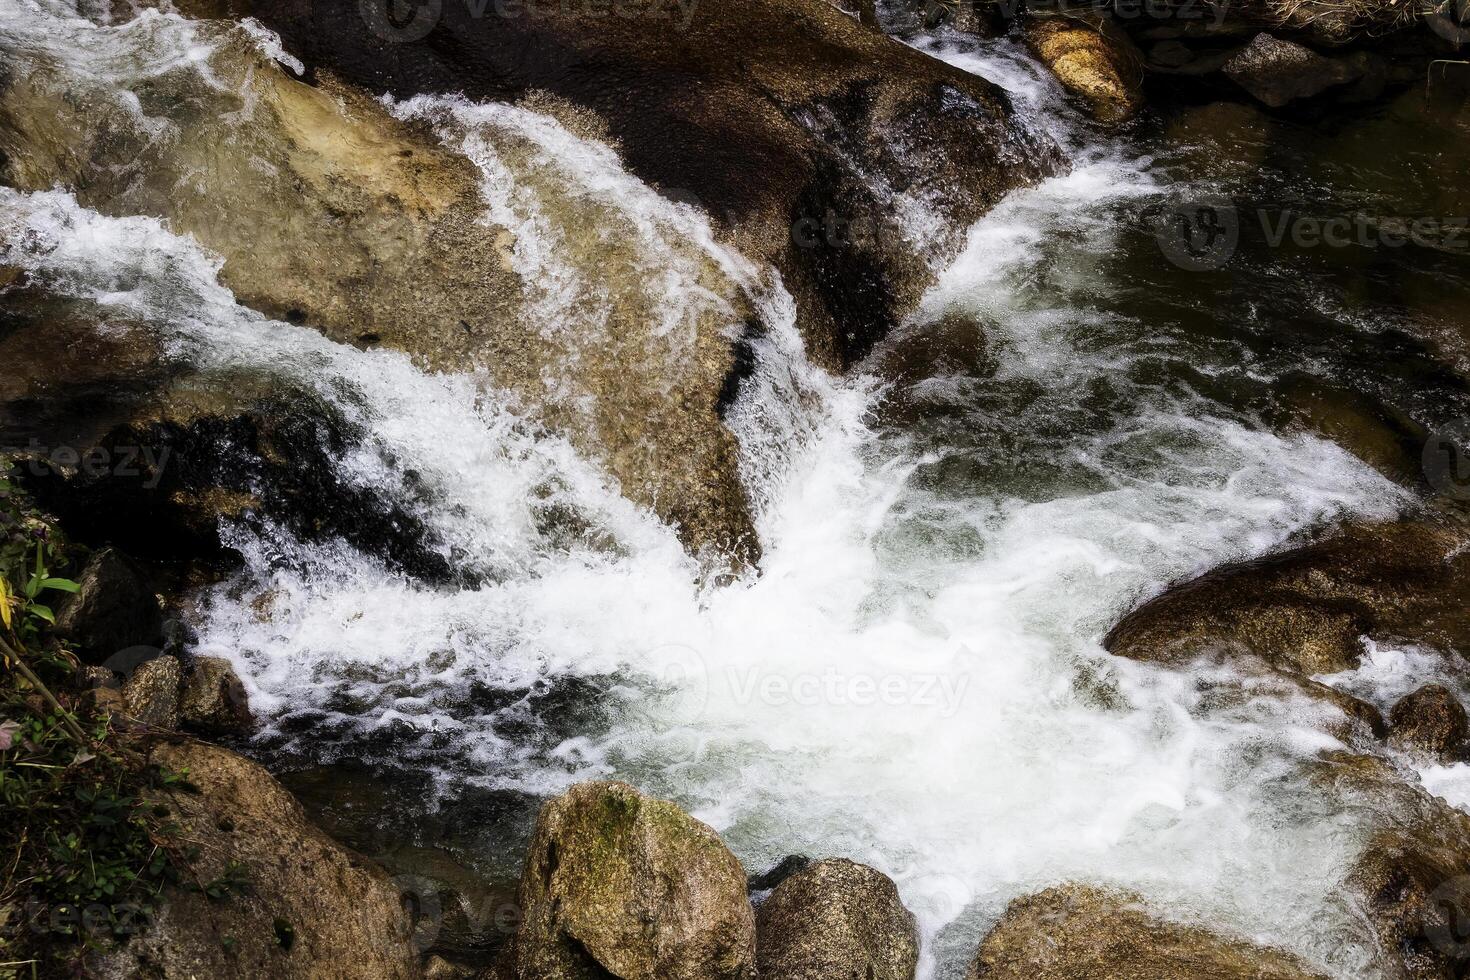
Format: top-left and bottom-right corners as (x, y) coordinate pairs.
(5, 2), (1470, 976)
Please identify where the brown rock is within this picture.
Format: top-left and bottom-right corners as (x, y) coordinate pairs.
(89, 741), (420, 979)
(190, 0), (1063, 371)
(966, 884), (1327, 979)
(1389, 685), (1470, 762)
(1314, 752), (1470, 980)
(1025, 17), (1145, 122)
(121, 655), (181, 730)
(1105, 520), (1470, 679)
(2, 0), (1062, 568)
(1222, 33), (1363, 107)
(510, 781), (756, 980)
(756, 858), (918, 980)
(179, 656), (255, 736)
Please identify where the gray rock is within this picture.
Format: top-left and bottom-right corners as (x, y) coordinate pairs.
(179, 656), (254, 736)
(1223, 33), (1361, 107)
(121, 654), (180, 730)
(755, 858), (918, 980)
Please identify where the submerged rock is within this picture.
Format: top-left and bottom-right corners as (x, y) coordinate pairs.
(966, 884), (1327, 979)
(508, 781), (755, 980)
(90, 741), (420, 979)
(755, 858), (919, 980)
(1388, 684), (1469, 762)
(1025, 16), (1144, 122)
(53, 548), (164, 665)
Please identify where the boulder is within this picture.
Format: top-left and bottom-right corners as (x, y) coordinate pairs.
(89, 741), (420, 979)
(509, 781), (756, 980)
(52, 548), (164, 664)
(120, 654), (181, 730)
(1313, 752), (1470, 980)
(179, 656), (255, 736)
(183, 0), (1063, 371)
(1025, 17), (1145, 122)
(0, 14), (745, 566)
(1105, 520), (1470, 679)
(1222, 33), (1363, 107)
(755, 858), (919, 980)
(965, 884), (1327, 979)
(1389, 684), (1469, 762)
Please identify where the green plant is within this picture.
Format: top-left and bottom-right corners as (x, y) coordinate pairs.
(0, 465), (187, 977)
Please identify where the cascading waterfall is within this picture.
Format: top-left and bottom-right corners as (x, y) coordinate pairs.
(0, 5), (1432, 978)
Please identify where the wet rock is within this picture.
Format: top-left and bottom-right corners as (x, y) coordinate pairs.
(1025, 17), (1145, 122)
(755, 858), (918, 980)
(1105, 520), (1470, 679)
(1222, 33), (1363, 107)
(90, 741), (420, 979)
(966, 884), (1327, 979)
(52, 548), (164, 665)
(179, 656), (254, 736)
(748, 853), (812, 894)
(1313, 752), (1470, 980)
(509, 781), (756, 980)
(425, 954), (473, 979)
(120, 654), (181, 730)
(1389, 684), (1469, 762)
(0, 19), (755, 567)
(192, 0), (1062, 372)
(20, 359), (455, 583)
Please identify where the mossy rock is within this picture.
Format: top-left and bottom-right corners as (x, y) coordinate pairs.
(509, 781), (755, 980)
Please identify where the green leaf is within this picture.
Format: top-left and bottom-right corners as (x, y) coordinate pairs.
(39, 577), (80, 593)
(28, 604), (55, 624)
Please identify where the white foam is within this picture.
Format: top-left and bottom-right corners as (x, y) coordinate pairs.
(0, 13), (1421, 980)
